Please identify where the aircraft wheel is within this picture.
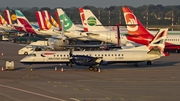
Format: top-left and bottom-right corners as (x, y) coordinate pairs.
(89, 66), (94, 71)
(93, 67), (98, 72)
(24, 52), (28, 55)
(66, 63), (69, 66)
(147, 61), (152, 65)
(177, 50), (180, 53)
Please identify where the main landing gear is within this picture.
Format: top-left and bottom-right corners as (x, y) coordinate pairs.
(147, 61), (152, 65)
(29, 65), (34, 71)
(177, 50), (180, 53)
(89, 66), (99, 72)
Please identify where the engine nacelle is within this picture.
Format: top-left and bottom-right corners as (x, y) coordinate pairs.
(71, 55), (96, 66)
(121, 36), (128, 46)
(48, 35), (69, 51)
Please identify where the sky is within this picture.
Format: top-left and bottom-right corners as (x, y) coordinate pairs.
(0, 0), (180, 8)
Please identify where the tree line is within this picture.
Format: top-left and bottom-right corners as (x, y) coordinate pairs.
(1, 4), (180, 26)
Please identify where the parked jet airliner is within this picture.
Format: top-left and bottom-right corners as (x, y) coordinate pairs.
(122, 6), (180, 52)
(15, 10), (60, 36)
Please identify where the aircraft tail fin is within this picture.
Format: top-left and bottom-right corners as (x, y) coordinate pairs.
(56, 8), (81, 31)
(0, 14), (7, 25)
(41, 10), (51, 21)
(41, 10), (56, 28)
(147, 28), (168, 56)
(15, 10), (36, 33)
(15, 10), (32, 28)
(79, 8), (88, 32)
(42, 10), (59, 28)
(79, 7), (108, 31)
(35, 11), (46, 30)
(50, 15), (59, 27)
(122, 6), (153, 36)
(3, 10), (12, 25)
(55, 10), (62, 30)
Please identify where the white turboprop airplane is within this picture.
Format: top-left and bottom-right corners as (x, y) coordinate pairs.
(20, 28), (169, 71)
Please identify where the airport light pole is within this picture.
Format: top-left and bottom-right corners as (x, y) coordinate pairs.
(98, 9), (100, 20)
(178, 17), (180, 25)
(119, 10), (121, 24)
(146, 10), (148, 29)
(107, 10), (111, 30)
(171, 10), (174, 31)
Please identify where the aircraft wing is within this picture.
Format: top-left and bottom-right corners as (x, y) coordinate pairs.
(70, 55), (104, 67)
(88, 57), (103, 64)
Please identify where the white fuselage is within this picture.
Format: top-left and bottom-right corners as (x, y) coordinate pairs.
(87, 30), (180, 46)
(86, 30), (129, 45)
(34, 29), (61, 36)
(47, 35), (69, 50)
(0, 25), (14, 32)
(20, 50), (161, 64)
(64, 30), (95, 41)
